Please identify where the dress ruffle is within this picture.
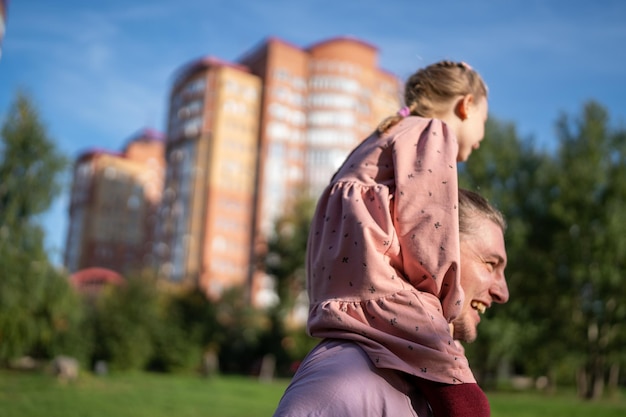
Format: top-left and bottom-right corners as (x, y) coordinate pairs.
(309, 288), (473, 384)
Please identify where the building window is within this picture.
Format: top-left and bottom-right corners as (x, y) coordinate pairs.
(307, 129), (355, 146)
(185, 78), (206, 95)
(183, 116), (203, 137)
(309, 76), (360, 93)
(224, 99), (247, 114)
(273, 68), (290, 82)
(308, 111), (355, 128)
(308, 93), (356, 109)
(177, 99), (204, 118)
(292, 77), (306, 91)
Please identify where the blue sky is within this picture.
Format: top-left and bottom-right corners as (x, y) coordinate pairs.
(2, 0), (625, 265)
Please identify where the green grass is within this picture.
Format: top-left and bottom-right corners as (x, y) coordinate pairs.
(490, 390), (626, 417)
(0, 370), (289, 417)
(1, 370), (625, 417)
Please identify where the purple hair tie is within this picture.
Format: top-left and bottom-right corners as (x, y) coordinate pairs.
(398, 106), (411, 117)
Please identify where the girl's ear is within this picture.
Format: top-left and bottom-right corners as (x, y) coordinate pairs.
(456, 94), (474, 120)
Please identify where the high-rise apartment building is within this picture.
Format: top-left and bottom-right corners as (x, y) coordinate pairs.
(239, 37), (401, 306)
(64, 129), (165, 275)
(155, 58), (261, 298)
(239, 36), (400, 241)
(156, 36), (401, 303)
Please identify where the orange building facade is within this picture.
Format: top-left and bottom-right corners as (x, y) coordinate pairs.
(239, 37), (400, 305)
(154, 58), (261, 298)
(64, 129), (165, 275)
(156, 36), (400, 303)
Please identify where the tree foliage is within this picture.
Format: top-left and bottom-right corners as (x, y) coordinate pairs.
(150, 286), (218, 372)
(262, 195), (319, 373)
(461, 102), (626, 398)
(0, 91), (71, 365)
(548, 102), (626, 397)
(265, 194), (316, 311)
(90, 272), (162, 371)
(0, 91), (67, 227)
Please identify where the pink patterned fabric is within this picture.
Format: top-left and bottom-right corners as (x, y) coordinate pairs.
(307, 116), (474, 384)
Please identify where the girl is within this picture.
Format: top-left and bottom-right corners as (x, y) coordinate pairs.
(306, 61), (490, 416)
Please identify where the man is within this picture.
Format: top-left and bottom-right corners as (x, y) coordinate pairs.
(274, 189), (509, 416)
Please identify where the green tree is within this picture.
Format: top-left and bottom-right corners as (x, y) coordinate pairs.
(148, 287), (218, 373)
(265, 195), (316, 312)
(462, 103), (626, 398)
(0, 91), (70, 364)
(0, 91), (67, 226)
(548, 101), (626, 398)
(90, 272), (162, 371)
(262, 195), (318, 374)
(213, 286), (269, 374)
(28, 266), (88, 362)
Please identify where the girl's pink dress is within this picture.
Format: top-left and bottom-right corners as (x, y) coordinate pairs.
(307, 116), (474, 385)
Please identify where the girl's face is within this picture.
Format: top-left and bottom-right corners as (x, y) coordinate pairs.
(456, 95), (488, 162)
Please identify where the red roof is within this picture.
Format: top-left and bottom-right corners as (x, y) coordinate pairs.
(70, 267), (125, 291)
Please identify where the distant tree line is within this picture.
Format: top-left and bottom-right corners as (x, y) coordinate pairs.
(459, 101), (626, 399)
(0, 92), (316, 377)
(1, 91), (625, 399)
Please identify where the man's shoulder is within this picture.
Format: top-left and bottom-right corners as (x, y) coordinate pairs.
(273, 340), (431, 417)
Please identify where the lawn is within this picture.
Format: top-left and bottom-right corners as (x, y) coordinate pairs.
(1, 370), (625, 417)
(0, 370), (288, 417)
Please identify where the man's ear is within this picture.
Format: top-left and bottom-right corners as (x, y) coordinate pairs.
(456, 94), (474, 120)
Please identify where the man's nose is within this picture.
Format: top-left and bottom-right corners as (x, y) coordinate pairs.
(490, 272), (509, 304)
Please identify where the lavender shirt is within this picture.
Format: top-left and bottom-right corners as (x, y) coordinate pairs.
(273, 339), (433, 417)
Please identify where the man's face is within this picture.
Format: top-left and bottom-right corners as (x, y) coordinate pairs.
(453, 218), (509, 343)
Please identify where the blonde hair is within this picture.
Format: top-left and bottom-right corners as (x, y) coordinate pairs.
(458, 189), (506, 237)
(377, 60), (488, 134)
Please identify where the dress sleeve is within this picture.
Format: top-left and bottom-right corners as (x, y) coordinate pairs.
(391, 118), (463, 321)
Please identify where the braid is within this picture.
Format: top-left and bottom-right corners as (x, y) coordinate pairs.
(377, 60), (487, 135)
(376, 102), (417, 135)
